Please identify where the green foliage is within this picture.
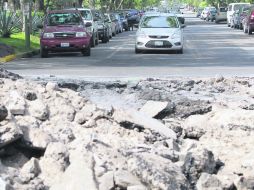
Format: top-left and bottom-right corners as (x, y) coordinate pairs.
(0, 32), (40, 53)
(0, 10), (22, 38)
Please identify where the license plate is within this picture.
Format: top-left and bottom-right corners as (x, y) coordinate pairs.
(154, 41), (163, 46)
(61, 43), (69, 47)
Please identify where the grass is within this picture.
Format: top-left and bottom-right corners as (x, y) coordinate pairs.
(0, 32), (40, 54)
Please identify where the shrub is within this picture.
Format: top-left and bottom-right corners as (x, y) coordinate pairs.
(0, 11), (22, 38)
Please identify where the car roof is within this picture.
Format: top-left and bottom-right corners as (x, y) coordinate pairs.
(143, 12), (175, 17)
(67, 8), (91, 11)
(48, 10), (80, 14)
(228, 3), (250, 5)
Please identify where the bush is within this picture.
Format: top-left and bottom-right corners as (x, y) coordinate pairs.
(0, 11), (22, 38)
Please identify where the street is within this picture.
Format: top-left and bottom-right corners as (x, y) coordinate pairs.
(2, 12), (254, 79)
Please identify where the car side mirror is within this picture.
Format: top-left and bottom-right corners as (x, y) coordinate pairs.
(181, 24), (186, 28)
(85, 22), (92, 27)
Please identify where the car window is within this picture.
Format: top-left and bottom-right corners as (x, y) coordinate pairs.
(140, 16), (179, 28)
(47, 13), (82, 26)
(228, 5), (232, 11)
(80, 10), (92, 20)
(220, 7), (226, 12)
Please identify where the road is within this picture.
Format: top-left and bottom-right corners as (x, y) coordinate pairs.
(2, 12), (254, 79)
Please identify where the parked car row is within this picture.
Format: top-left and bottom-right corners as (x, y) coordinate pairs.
(228, 3), (254, 35)
(198, 6), (227, 23)
(39, 8), (142, 58)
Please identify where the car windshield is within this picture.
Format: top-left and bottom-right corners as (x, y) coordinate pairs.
(47, 13), (82, 26)
(220, 7), (226, 12)
(234, 4), (249, 11)
(80, 10), (92, 20)
(210, 7), (216, 12)
(140, 16), (179, 28)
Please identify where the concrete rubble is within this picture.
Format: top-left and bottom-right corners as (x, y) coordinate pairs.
(0, 69), (254, 190)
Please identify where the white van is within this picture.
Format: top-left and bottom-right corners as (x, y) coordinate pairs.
(227, 3), (250, 26)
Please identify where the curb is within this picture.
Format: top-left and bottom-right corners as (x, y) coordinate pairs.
(0, 49), (40, 64)
(0, 54), (16, 63)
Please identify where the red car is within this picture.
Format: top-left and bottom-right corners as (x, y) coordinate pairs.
(242, 6), (254, 35)
(39, 10), (92, 58)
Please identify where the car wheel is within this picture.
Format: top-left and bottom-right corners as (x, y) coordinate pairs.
(135, 47), (141, 54)
(239, 23), (243, 30)
(95, 33), (99, 45)
(227, 20), (230, 27)
(112, 31), (116, 36)
(102, 35), (108, 43)
(177, 48), (183, 54)
(248, 26), (252, 35)
(91, 34), (95, 47)
(215, 20), (219, 24)
(82, 46), (91, 56)
(40, 47), (48, 58)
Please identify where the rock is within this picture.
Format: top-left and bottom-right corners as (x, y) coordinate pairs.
(235, 176), (254, 190)
(182, 148), (217, 187)
(128, 153), (189, 190)
(173, 99), (212, 118)
(139, 100), (175, 119)
(113, 109), (177, 139)
(39, 142), (69, 186)
(183, 125), (205, 140)
(99, 171), (114, 190)
(0, 68), (22, 80)
(23, 91), (37, 101)
(50, 151), (97, 190)
(0, 122), (23, 148)
(196, 173), (222, 190)
(20, 158), (41, 183)
(0, 177), (7, 190)
(6, 91), (26, 115)
(22, 127), (53, 149)
(56, 104), (76, 122)
(45, 82), (59, 92)
(28, 100), (49, 121)
(114, 170), (142, 188)
(0, 105), (8, 122)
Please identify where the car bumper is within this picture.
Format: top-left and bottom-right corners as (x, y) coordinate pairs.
(135, 37), (183, 51)
(40, 38), (90, 52)
(98, 29), (106, 39)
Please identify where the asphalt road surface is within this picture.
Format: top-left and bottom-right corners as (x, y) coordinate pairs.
(2, 12), (254, 79)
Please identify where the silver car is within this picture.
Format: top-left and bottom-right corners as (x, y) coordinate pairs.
(135, 13), (185, 54)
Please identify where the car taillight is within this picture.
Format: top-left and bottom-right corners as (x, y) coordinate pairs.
(251, 13), (254, 19)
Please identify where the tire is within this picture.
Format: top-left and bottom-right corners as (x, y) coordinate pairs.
(215, 20), (219, 24)
(102, 35), (108, 43)
(112, 31), (116, 36)
(177, 48), (183, 54)
(239, 23), (243, 30)
(91, 34), (95, 48)
(40, 47), (48, 58)
(248, 26), (252, 35)
(135, 47), (141, 54)
(82, 46), (91, 56)
(95, 33), (99, 45)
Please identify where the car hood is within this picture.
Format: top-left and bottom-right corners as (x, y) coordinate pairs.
(138, 27), (180, 36)
(44, 25), (86, 33)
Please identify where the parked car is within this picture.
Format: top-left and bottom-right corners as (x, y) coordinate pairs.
(91, 9), (110, 43)
(215, 7), (227, 23)
(112, 13), (123, 33)
(135, 13), (185, 54)
(200, 7), (216, 20)
(227, 3), (250, 27)
(39, 10), (92, 58)
(242, 6), (254, 34)
(124, 9), (140, 27)
(170, 9), (185, 24)
(206, 8), (217, 21)
(104, 13), (115, 38)
(68, 8), (99, 47)
(109, 13), (118, 35)
(117, 11), (129, 31)
(196, 8), (204, 17)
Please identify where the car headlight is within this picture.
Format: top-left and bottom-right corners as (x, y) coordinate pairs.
(171, 33), (181, 39)
(76, 32), (87, 37)
(137, 31), (147, 38)
(98, 24), (104, 29)
(43, 33), (54, 38)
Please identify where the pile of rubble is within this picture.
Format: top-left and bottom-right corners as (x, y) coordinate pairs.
(0, 69), (254, 190)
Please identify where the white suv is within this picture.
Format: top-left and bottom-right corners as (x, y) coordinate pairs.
(69, 8), (99, 47)
(227, 3), (250, 27)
